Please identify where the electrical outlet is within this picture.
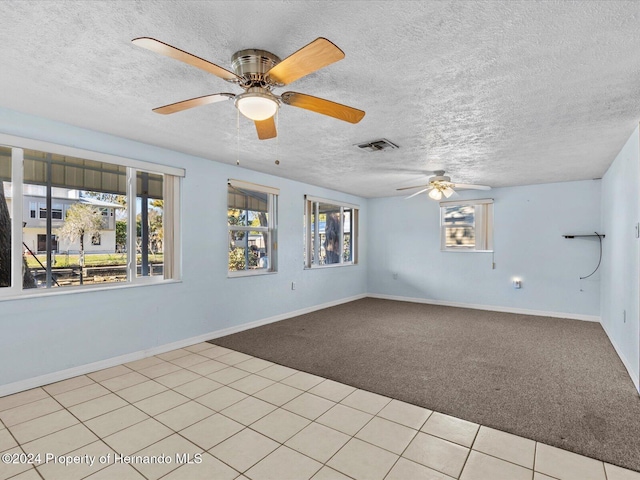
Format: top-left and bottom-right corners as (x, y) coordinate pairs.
(291, 282), (296, 290)
(393, 273), (398, 280)
(513, 279), (522, 289)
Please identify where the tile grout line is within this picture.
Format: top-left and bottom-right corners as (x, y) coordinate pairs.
(317, 396), (397, 478)
(380, 409), (433, 480)
(466, 444), (537, 475)
(456, 423), (482, 479)
(0, 396), (69, 431)
(30, 384), (128, 480)
(1, 415), (47, 480)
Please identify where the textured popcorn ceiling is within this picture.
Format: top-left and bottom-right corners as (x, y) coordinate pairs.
(1, 0), (640, 197)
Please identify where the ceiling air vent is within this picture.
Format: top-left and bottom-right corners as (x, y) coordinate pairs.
(355, 138), (399, 152)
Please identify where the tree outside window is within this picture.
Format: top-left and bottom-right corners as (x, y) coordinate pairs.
(57, 203), (102, 284)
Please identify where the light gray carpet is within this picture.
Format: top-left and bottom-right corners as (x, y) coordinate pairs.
(209, 298), (640, 471)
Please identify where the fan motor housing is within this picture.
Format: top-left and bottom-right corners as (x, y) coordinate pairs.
(231, 49), (282, 88)
(430, 175), (451, 183)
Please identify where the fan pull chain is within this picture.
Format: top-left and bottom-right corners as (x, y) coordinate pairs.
(236, 108), (240, 166)
(275, 110), (280, 165)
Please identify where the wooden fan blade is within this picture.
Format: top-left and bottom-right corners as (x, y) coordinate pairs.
(397, 184), (431, 191)
(255, 117), (277, 140)
(152, 94), (234, 115)
(132, 37), (240, 82)
(405, 188), (431, 199)
(266, 38), (344, 85)
(453, 183), (492, 190)
(281, 92), (365, 124)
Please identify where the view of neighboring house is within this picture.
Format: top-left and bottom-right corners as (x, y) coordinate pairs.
(4, 183), (122, 254)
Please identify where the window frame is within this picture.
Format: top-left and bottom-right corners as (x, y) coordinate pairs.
(0, 133), (184, 299)
(440, 198), (494, 252)
(304, 195), (359, 269)
(227, 179), (279, 277)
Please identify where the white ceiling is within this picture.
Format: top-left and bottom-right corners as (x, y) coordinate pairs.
(1, 0), (640, 197)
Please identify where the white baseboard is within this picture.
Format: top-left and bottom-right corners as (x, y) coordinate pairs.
(599, 321), (640, 393)
(206, 293), (367, 341)
(367, 293), (601, 322)
(0, 294), (366, 397)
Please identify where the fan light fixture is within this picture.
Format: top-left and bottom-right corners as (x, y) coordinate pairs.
(235, 89), (279, 121)
(428, 188), (442, 200)
(428, 184), (455, 200)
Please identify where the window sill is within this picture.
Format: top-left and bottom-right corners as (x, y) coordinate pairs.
(304, 263), (357, 270)
(441, 249), (494, 253)
(228, 270), (277, 278)
(0, 278), (182, 303)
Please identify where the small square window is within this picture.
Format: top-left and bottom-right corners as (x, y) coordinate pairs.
(440, 200), (493, 252)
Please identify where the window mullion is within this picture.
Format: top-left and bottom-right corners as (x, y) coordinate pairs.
(10, 148), (23, 294)
(267, 193), (273, 272)
(272, 194), (278, 271)
(353, 209), (358, 264)
(305, 200), (312, 268)
(140, 172), (150, 277)
(127, 167), (136, 282)
(45, 154), (53, 288)
(243, 207), (249, 271)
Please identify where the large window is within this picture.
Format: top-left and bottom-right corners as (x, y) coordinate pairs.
(305, 196), (358, 268)
(440, 199), (493, 251)
(228, 179), (278, 275)
(0, 136), (183, 297)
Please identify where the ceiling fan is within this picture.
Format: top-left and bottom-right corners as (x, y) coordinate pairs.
(132, 37), (365, 140)
(397, 170), (491, 200)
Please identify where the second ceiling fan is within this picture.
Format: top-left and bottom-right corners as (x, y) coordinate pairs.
(397, 170), (491, 200)
(132, 37), (365, 140)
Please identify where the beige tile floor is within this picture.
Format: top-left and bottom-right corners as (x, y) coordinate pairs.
(1, 342), (639, 480)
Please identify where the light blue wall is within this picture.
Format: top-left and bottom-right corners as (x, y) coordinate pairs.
(3, 104), (636, 391)
(600, 124), (639, 386)
(368, 180), (602, 317)
(0, 108), (368, 386)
